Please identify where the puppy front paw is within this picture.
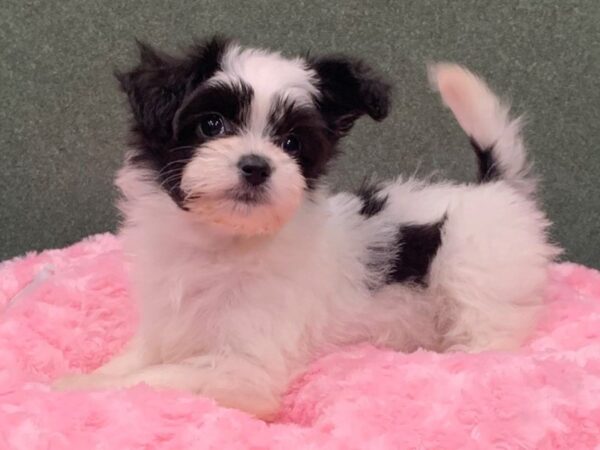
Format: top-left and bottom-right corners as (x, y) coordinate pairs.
(52, 373), (111, 391)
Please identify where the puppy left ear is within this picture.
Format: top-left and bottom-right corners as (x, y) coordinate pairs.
(310, 55), (391, 137)
(115, 36), (229, 144)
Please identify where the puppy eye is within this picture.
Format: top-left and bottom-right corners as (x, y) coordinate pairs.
(282, 134), (301, 154)
(198, 113), (225, 137)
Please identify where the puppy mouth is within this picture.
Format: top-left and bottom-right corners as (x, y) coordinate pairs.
(226, 185), (269, 205)
(184, 187), (269, 206)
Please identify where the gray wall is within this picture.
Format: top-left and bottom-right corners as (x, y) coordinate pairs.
(2, 0), (599, 267)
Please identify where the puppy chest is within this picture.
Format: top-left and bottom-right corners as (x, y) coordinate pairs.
(141, 269), (325, 359)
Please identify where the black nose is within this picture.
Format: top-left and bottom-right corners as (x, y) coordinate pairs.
(238, 154), (272, 186)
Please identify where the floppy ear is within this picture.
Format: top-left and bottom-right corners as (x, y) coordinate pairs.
(310, 55), (391, 137)
(115, 36), (229, 144)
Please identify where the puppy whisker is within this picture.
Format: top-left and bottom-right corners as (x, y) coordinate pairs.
(158, 159), (192, 175)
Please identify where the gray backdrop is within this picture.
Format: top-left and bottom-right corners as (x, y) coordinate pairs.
(2, 0), (599, 267)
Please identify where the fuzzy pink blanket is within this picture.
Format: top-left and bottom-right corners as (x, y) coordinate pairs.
(1, 234), (599, 449)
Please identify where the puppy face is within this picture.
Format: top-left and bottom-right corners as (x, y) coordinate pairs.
(118, 37), (390, 235)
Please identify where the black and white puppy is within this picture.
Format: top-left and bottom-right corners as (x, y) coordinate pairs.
(55, 37), (558, 420)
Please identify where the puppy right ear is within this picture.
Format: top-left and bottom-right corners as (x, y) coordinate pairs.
(115, 37), (229, 143)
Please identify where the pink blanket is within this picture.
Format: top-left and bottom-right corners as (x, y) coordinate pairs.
(1, 234), (599, 449)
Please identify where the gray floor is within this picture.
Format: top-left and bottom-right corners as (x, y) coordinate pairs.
(2, 0), (599, 267)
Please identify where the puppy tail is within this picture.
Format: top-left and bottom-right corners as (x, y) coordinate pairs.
(428, 63), (535, 194)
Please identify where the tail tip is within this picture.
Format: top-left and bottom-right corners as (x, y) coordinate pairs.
(428, 62), (506, 149)
(428, 62), (485, 111)
(427, 62), (469, 91)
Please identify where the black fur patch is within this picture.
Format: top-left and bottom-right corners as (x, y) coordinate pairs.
(386, 220), (445, 286)
(116, 36), (230, 206)
(310, 55), (391, 137)
(267, 97), (336, 188)
(175, 81), (254, 139)
(356, 180), (388, 217)
(470, 137), (500, 182)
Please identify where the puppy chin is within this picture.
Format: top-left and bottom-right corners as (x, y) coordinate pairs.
(184, 190), (303, 236)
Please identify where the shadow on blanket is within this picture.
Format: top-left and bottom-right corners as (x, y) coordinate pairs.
(1, 234), (599, 449)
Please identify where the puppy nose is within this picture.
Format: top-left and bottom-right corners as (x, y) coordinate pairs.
(238, 154), (272, 186)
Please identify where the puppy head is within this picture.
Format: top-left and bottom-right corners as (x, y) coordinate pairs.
(117, 36), (390, 235)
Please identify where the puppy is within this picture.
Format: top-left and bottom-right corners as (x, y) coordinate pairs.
(55, 37), (558, 420)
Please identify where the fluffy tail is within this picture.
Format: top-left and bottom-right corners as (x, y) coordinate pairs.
(428, 63), (535, 194)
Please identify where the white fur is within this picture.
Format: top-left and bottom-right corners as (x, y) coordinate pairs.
(210, 45), (318, 133)
(55, 61), (558, 421)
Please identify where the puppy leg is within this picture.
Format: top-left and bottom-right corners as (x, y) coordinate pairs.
(53, 335), (151, 390)
(93, 335), (150, 376)
(54, 355), (282, 420)
(428, 187), (555, 351)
